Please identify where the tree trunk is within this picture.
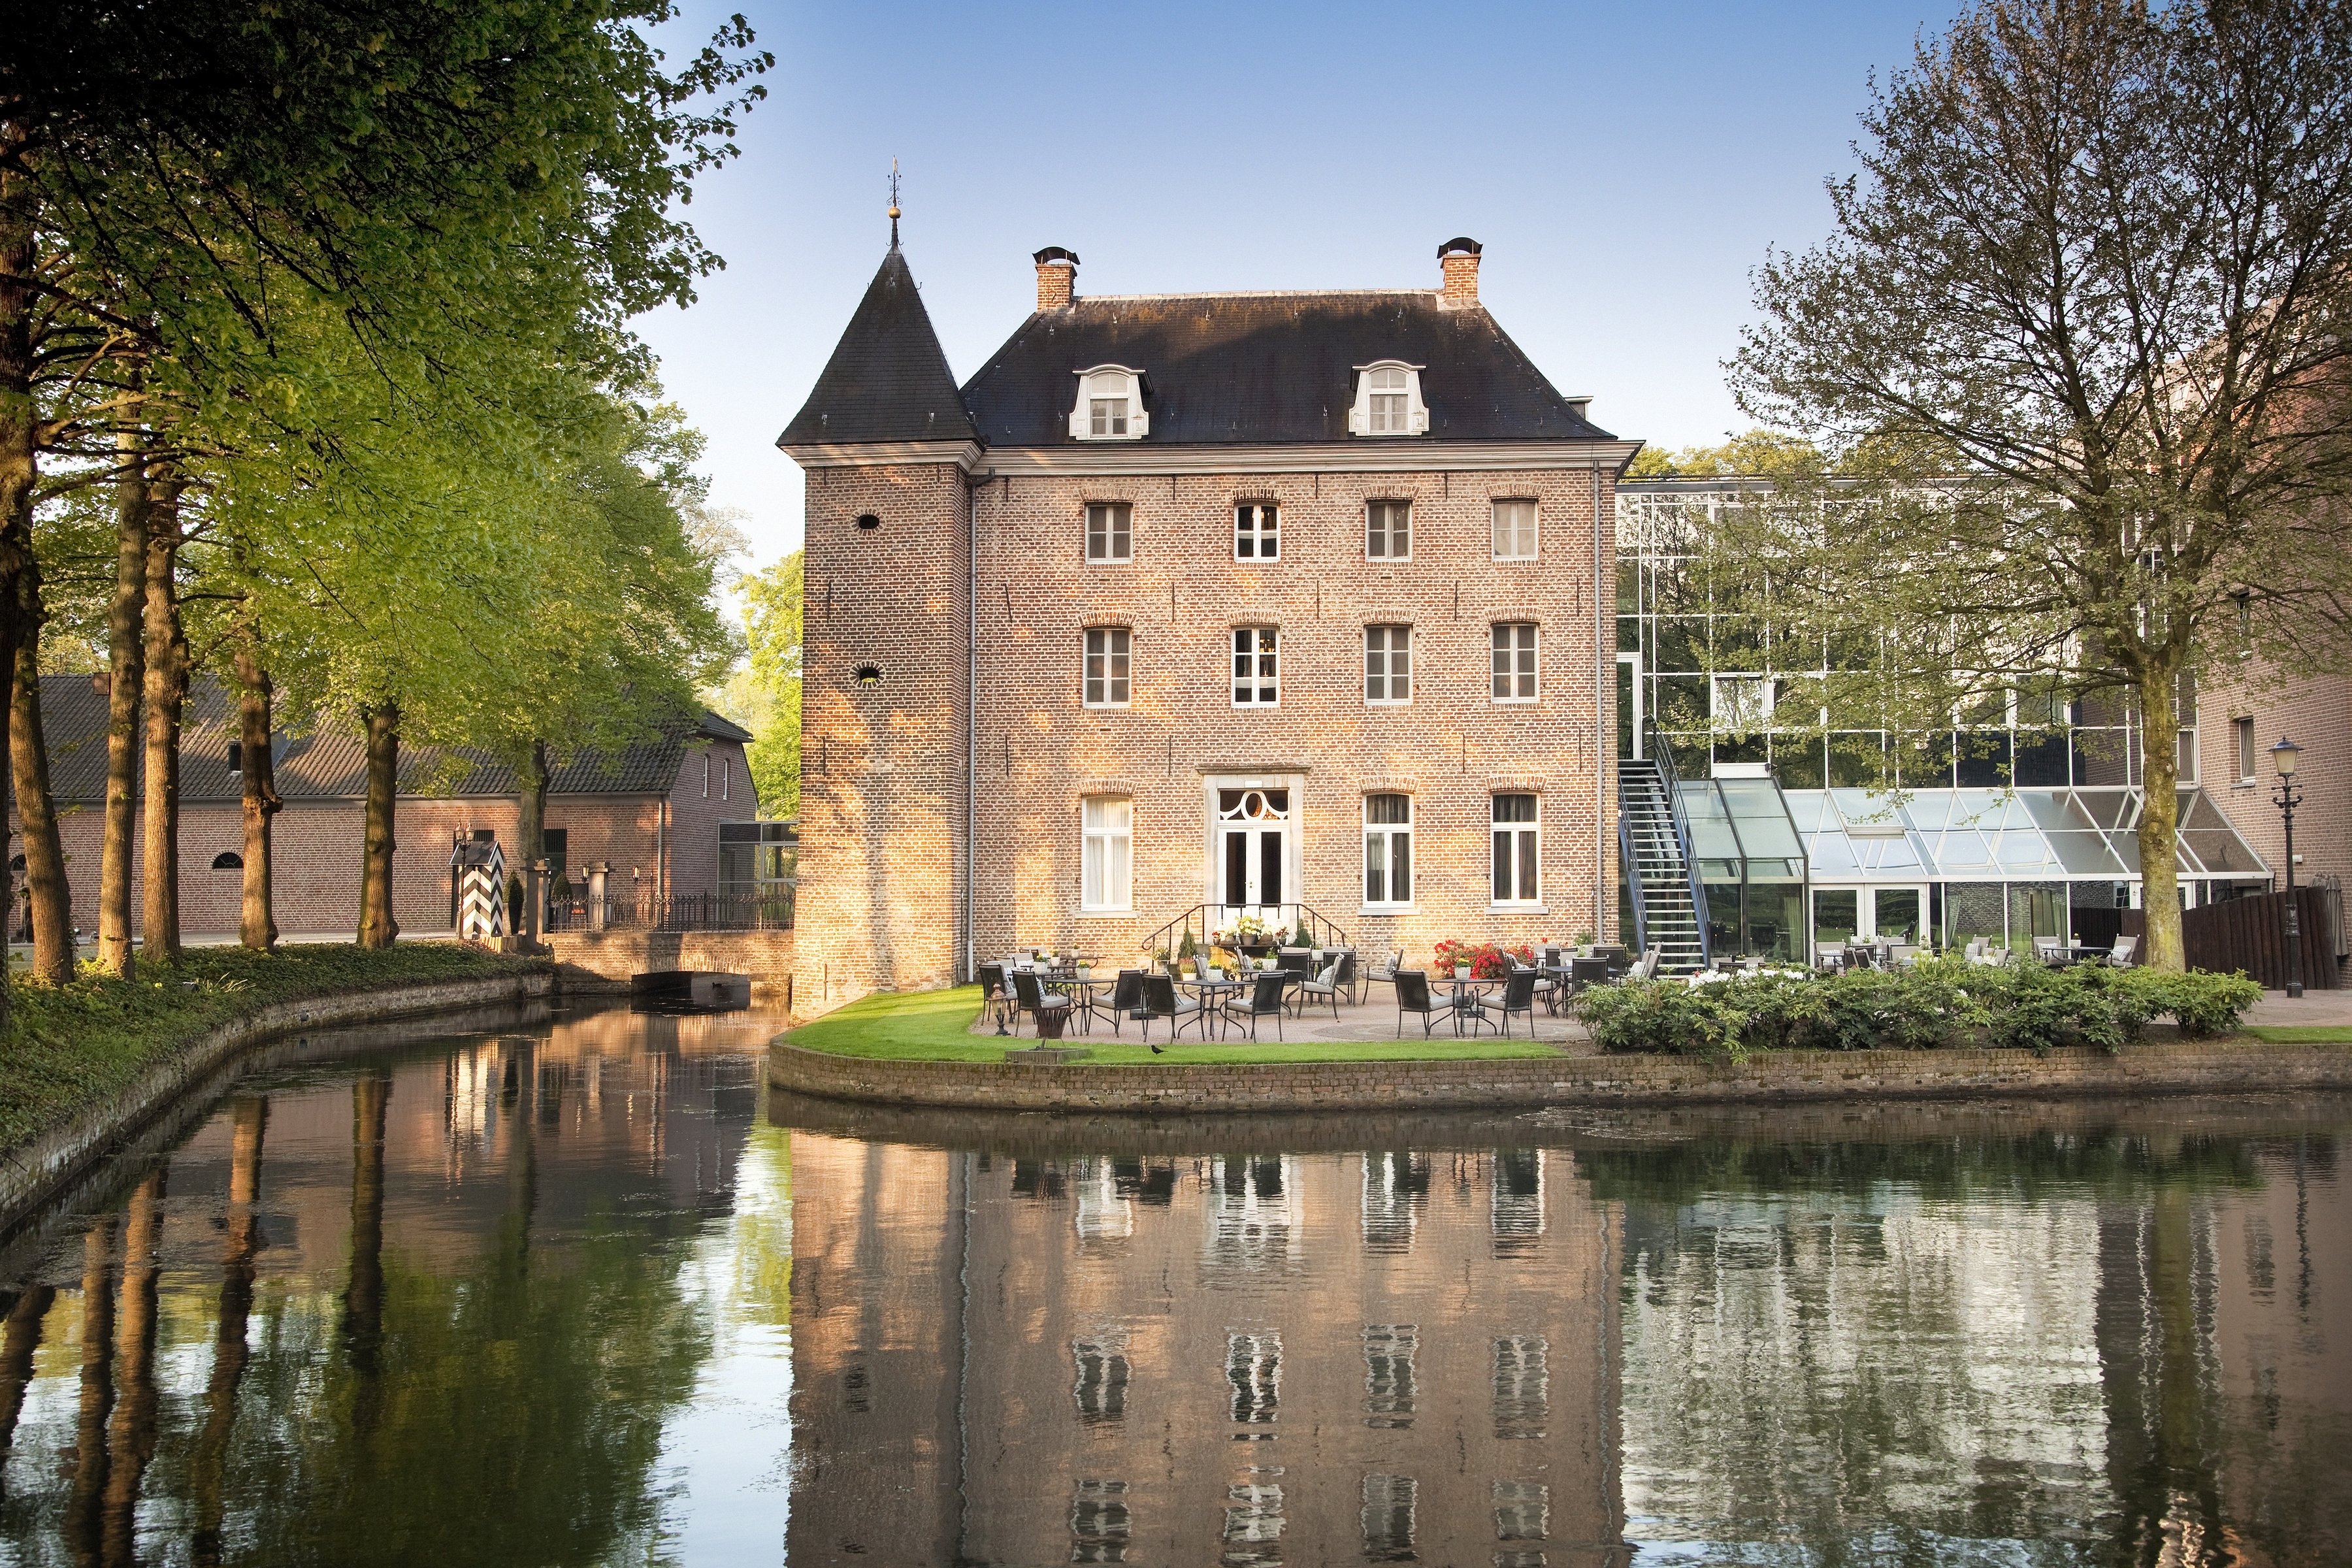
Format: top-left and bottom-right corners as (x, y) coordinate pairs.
(2136, 661), (2185, 973)
(233, 635), (280, 952)
(10, 621), (74, 983)
(357, 700), (399, 948)
(0, 142), (36, 1035)
(518, 738), (549, 928)
(139, 476), (188, 964)
(99, 415), (150, 977)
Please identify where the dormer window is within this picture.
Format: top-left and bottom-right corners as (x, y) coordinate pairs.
(1348, 361), (1428, 436)
(1070, 365), (1149, 440)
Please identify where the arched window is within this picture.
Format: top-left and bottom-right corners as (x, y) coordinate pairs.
(211, 851), (244, 870)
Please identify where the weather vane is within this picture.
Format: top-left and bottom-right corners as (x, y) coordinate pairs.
(887, 157), (901, 250)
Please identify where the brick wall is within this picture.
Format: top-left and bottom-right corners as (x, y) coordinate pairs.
(8, 737), (750, 938)
(796, 461), (973, 1011)
(967, 466), (1619, 971)
(2198, 659), (2352, 896)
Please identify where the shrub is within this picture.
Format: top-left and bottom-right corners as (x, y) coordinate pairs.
(2127, 968), (2262, 1037)
(1574, 978), (1749, 1060)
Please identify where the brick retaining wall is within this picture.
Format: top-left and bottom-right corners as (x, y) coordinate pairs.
(767, 1036), (2352, 1115)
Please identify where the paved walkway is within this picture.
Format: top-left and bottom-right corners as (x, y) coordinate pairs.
(979, 983), (1592, 1047)
(2244, 987), (2352, 1026)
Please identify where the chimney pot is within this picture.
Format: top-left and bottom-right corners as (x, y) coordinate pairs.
(1034, 246), (1080, 310)
(1437, 236), (1482, 307)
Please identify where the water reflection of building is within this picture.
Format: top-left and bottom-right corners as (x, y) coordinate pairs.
(785, 1131), (1627, 1567)
(1595, 1117), (2352, 1565)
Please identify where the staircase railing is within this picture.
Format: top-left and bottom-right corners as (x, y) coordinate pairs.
(1647, 730), (1712, 969)
(1618, 806), (1651, 957)
(1138, 903), (1350, 962)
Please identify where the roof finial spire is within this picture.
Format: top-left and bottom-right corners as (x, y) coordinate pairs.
(887, 157), (902, 251)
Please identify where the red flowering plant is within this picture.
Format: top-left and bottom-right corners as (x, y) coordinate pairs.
(1431, 939), (1535, 979)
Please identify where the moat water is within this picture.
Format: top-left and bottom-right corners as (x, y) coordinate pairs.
(0, 1004), (2344, 1566)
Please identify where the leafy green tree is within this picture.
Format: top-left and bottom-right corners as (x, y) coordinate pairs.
(1728, 0), (2352, 972)
(0, 0), (768, 981)
(737, 551), (803, 819)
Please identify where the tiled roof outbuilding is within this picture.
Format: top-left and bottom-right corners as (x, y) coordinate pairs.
(31, 675), (747, 804)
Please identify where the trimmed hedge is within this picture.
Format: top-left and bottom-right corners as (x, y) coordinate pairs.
(1573, 956), (2262, 1062)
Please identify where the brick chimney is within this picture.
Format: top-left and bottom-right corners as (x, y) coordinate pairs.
(1034, 246), (1079, 310)
(1437, 237), (1482, 308)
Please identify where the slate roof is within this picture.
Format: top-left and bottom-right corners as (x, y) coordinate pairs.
(32, 675), (749, 804)
(959, 289), (1615, 447)
(777, 248), (981, 447)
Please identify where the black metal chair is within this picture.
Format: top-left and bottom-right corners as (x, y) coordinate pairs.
(977, 963), (1010, 1030)
(1275, 947), (1315, 982)
(1222, 971), (1290, 1041)
(1009, 970), (1073, 1038)
(1141, 971), (1205, 1045)
(1362, 949), (1405, 1007)
(1292, 957), (1345, 1022)
(1393, 970), (1447, 1038)
(1094, 969), (1148, 1034)
(1495, 969), (1540, 1037)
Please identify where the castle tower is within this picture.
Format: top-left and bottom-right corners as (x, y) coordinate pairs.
(777, 240), (979, 1012)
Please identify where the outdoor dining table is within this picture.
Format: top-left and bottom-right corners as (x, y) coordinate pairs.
(1445, 974), (1501, 1036)
(1180, 973), (1248, 1039)
(1019, 968), (1111, 1034)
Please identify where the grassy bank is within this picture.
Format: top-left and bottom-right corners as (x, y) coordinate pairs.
(0, 943), (547, 1154)
(785, 985), (1560, 1065)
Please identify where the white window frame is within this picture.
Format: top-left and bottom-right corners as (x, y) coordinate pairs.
(1491, 793), (1541, 908)
(1491, 623), (1539, 703)
(1712, 674), (1774, 731)
(1491, 498), (1538, 561)
(1364, 625), (1412, 705)
(1069, 365), (1149, 440)
(1234, 502), (1280, 561)
(1085, 501), (1132, 562)
(2234, 715), (2257, 783)
(1232, 627), (1280, 706)
(1084, 627), (1131, 709)
(1366, 499), (1411, 561)
(1347, 360), (1429, 436)
(1081, 796), (1133, 913)
(1363, 793), (1413, 909)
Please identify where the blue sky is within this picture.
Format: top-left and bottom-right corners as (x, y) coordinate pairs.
(634, 1), (1961, 568)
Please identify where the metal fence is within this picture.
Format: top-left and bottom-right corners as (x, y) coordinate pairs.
(546, 890), (794, 933)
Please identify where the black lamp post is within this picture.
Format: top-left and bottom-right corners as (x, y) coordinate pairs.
(2271, 736), (2304, 998)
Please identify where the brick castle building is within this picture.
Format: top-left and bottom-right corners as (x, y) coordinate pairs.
(780, 234), (1635, 1011)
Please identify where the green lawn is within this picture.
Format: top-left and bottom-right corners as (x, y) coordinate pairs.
(0, 942), (547, 1156)
(2240, 1025), (2352, 1044)
(785, 985), (1562, 1065)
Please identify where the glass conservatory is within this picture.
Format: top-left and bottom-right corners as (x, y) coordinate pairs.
(1678, 781), (2270, 961)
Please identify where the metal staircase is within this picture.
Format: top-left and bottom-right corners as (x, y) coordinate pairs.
(1618, 736), (1710, 975)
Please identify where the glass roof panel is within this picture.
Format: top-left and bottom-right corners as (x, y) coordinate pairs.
(1933, 828), (1997, 872)
(1995, 830), (2068, 874)
(1855, 834), (1930, 874)
(1679, 783), (1742, 860)
(1720, 779), (1804, 857)
(2048, 830), (2129, 876)
(2022, 791), (2098, 834)
(1829, 789), (1910, 834)
(1806, 831), (1863, 877)
(2076, 789), (2137, 829)
(2176, 788), (2268, 876)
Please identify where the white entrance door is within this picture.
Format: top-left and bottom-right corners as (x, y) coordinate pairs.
(1812, 885), (1928, 947)
(1617, 652), (1642, 758)
(1213, 786), (1293, 922)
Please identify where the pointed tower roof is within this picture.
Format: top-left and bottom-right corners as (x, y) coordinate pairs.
(779, 249), (979, 448)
